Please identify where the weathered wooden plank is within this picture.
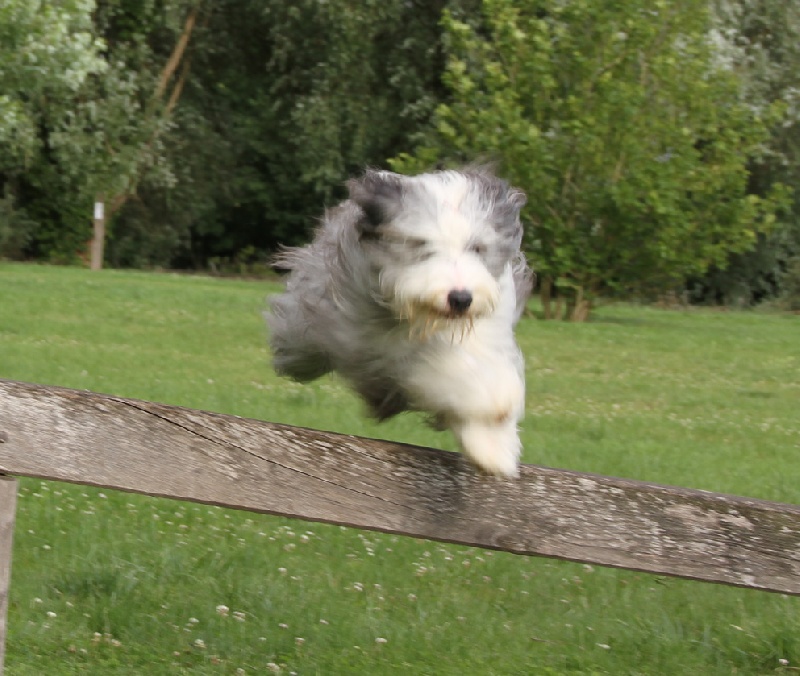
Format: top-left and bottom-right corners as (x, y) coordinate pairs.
(0, 475), (17, 675)
(0, 378), (799, 595)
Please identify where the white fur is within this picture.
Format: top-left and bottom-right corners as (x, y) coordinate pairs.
(267, 168), (532, 477)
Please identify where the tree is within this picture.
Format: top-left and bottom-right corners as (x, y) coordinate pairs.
(0, 0), (106, 258)
(50, 0), (201, 269)
(3, 1), (475, 269)
(392, 0), (786, 320)
(159, 0), (458, 262)
(0, 0), (106, 164)
(0, 0), (200, 267)
(689, 0), (800, 305)
(87, 0), (459, 267)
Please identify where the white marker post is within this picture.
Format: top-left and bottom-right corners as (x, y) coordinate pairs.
(90, 198), (105, 271)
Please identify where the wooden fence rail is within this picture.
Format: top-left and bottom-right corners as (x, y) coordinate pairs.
(0, 377), (799, 668)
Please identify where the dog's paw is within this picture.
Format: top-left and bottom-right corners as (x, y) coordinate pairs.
(452, 420), (521, 478)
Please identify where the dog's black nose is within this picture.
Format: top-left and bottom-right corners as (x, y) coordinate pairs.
(447, 289), (473, 314)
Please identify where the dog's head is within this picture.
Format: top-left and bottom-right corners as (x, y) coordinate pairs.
(347, 168), (526, 338)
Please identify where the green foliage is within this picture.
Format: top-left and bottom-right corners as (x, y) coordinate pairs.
(91, 0), (462, 264)
(779, 255), (800, 311)
(0, 0), (107, 259)
(687, 222), (800, 306)
(0, 0), (197, 263)
(393, 0), (787, 318)
(47, 59), (172, 205)
(0, 188), (36, 258)
(0, 0), (107, 170)
(156, 0), (453, 257)
(20, 163), (92, 263)
(3, 0), (797, 288)
(691, 1), (800, 305)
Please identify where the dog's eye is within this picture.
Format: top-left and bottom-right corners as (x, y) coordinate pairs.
(360, 230), (381, 242)
(405, 237), (427, 250)
(401, 237), (434, 260)
(468, 241), (486, 256)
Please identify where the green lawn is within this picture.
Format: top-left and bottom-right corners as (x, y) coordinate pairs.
(1, 262), (798, 675)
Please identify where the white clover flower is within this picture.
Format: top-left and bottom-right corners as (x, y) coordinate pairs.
(216, 605), (230, 616)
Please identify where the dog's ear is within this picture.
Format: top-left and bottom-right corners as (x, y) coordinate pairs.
(348, 170), (405, 232)
(497, 185), (527, 224)
(493, 185), (527, 250)
(470, 171), (527, 238)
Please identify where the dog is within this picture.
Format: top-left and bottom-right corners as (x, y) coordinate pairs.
(266, 167), (532, 476)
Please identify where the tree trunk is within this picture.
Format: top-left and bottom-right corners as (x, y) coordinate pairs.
(154, 7), (198, 103)
(569, 286), (593, 322)
(571, 298), (592, 322)
(541, 277), (553, 319)
(89, 197), (105, 271)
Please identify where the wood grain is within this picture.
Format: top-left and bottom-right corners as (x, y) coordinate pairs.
(1, 378), (799, 595)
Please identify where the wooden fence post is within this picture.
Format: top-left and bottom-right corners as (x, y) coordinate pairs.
(0, 473), (17, 675)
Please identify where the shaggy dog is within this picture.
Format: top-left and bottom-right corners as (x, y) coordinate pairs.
(266, 167), (532, 476)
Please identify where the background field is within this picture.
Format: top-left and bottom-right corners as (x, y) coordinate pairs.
(1, 263), (798, 675)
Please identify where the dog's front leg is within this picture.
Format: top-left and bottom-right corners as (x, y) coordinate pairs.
(450, 415), (522, 477)
(405, 345), (525, 477)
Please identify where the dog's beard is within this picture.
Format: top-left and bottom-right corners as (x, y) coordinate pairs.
(398, 302), (477, 343)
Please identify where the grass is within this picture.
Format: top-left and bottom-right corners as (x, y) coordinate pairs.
(1, 262), (799, 675)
